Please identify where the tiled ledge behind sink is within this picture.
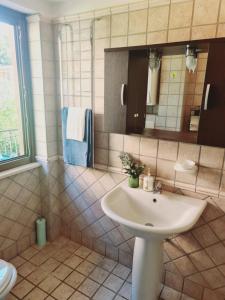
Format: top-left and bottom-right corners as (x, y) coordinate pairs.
(95, 133), (225, 198)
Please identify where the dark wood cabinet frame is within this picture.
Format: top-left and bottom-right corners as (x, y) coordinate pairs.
(104, 38), (225, 148)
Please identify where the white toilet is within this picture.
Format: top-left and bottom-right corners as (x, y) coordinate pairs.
(0, 260), (17, 300)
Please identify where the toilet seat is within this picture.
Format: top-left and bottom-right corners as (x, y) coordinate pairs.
(0, 260), (17, 299)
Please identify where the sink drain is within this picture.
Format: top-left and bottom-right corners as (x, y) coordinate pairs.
(145, 222), (154, 227)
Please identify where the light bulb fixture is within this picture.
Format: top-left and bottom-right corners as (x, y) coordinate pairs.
(149, 50), (161, 71)
(185, 45), (198, 73)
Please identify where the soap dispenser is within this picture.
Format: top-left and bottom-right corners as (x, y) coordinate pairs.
(143, 168), (154, 192)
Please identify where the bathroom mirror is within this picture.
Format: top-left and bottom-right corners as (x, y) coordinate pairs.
(104, 38), (225, 148)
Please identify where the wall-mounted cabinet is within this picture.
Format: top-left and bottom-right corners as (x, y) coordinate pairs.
(104, 38), (225, 148)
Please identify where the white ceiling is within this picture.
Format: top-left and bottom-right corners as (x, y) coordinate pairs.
(0, 0), (146, 18)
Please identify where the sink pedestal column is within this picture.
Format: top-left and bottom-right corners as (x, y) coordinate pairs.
(132, 237), (163, 300)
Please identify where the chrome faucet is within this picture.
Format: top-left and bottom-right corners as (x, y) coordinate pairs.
(153, 181), (162, 194)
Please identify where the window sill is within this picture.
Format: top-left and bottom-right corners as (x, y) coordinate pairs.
(0, 162), (41, 180)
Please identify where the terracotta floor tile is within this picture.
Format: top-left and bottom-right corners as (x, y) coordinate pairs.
(11, 279), (34, 299)
(89, 266), (109, 284)
(40, 257), (61, 273)
(76, 260), (95, 276)
(20, 247), (39, 260)
(17, 261), (36, 277)
(93, 286), (115, 300)
(86, 251), (104, 265)
(103, 274), (124, 292)
(98, 257), (117, 272)
(23, 287), (48, 300)
(64, 255), (83, 269)
(69, 291), (90, 300)
(52, 263), (73, 280)
(27, 268), (49, 285)
(113, 263), (131, 280)
(78, 278), (100, 297)
(65, 270), (86, 289)
(38, 275), (61, 293)
(9, 256), (26, 268)
(51, 282), (75, 300)
(75, 246), (92, 259)
(5, 294), (18, 300)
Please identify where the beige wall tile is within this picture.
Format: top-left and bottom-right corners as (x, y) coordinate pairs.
(128, 34), (146, 46)
(94, 148), (108, 165)
(220, 0), (225, 22)
(191, 24), (217, 40)
(111, 13), (128, 37)
(109, 133), (124, 151)
(193, 0), (220, 26)
(178, 143), (200, 162)
(140, 156), (157, 175)
(108, 150), (122, 168)
(168, 28), (191, 42)
(128, 9), (148, 34)
(111, 36), (128, 48)
(123, 135), (140, 154)
(148, 5), (170, 32)
(94, 132), (108, 149)
(196, 167), (222, 195)
(147, 31), (167, 44)
(200, 146), (224, 169)
(95, 16), (110, 39)
(94, 38), (110, 60)
(169, 1), (193, 29)
(158, 140), (178, 161)
(140, 138), (158, 157)
(217, 23), (225, 37)
(157, 159), (175, 180)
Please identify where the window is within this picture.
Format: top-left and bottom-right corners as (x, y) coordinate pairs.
(0, 6), (34, 171)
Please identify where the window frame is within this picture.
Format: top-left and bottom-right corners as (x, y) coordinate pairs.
(0, 5), (35, 171)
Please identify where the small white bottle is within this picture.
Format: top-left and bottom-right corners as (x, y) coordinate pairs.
(143, 168), (154, 192)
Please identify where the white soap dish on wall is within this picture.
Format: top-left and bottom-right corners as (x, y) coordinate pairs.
(174, 160), (198, 174)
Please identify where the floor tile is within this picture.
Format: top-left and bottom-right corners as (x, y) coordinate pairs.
(52, 263), (73, 280)
(23, 287), (47, 300)
(53, 249), (72, 262)
(65, 270), (86, 289)
(98, 257), (117, 272)
(69, 291), (90, 300)
(78, 278), (100, 297)
(89, 266), (109, 284)
(9, 256), (26, 268)
(17, 261), (36, 277)
(103, 274), (124, 292)
(20, 247), (39, 260)
(40, 258), (61, 273)
(27, 268), (49, 285)
(64, 254), (83, 269)
(51, 282), (75, 300)
(76, 260), (95, 276)
(6, 294), (18, 300)
(75, 246), (92, 258)
(87, 251), (104, 265)
(11, 279), (35, 299)
(113, 263), (131, 280)
(38, 275), (61, 293)
(118, 281), (132, 299)
(93, 286), (115, 300)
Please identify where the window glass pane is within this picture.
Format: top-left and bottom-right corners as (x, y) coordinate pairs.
(0, 21), (25, 162)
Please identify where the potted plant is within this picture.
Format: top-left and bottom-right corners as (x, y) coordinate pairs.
(119, 152), (144, 188)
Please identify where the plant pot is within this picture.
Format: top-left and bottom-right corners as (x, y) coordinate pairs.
(128, 176), (139, 188)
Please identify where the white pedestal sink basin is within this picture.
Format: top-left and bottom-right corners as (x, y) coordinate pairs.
(101, 180), (207, 300)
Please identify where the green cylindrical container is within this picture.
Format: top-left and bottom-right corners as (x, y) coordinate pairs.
(36, 217), (47, 247)
(128, 176), (139, 188)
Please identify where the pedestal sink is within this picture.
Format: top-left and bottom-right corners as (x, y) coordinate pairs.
(101, 180), (207, 300)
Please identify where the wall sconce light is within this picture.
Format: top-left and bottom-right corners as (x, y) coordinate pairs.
(149, 50), (161, 71)
(185, 45), (198, 73)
